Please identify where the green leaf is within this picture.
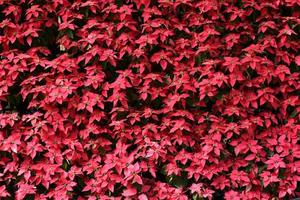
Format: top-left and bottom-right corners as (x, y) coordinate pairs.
(290, 110), (298, 118)
(166, 174), (188, 188)
(195, 52), (209, 65)
(67, 30), (74, 39)
(61, 159), (71, 171)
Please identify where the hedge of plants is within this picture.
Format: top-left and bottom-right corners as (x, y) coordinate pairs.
(0, 0), (299, 199)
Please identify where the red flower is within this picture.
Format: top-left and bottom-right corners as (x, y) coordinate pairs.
(0, 0), (298, 199)
(266, 154), (286, 170)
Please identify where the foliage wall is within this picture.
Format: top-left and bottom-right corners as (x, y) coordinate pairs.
(0, 0), (299, 199)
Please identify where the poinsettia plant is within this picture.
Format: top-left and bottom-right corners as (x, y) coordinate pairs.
(0, 0), (299, 199)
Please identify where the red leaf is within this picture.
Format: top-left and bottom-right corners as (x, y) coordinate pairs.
(122, 187), (137, 197)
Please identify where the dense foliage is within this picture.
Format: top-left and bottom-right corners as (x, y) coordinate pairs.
(0, 0), (299, 199)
